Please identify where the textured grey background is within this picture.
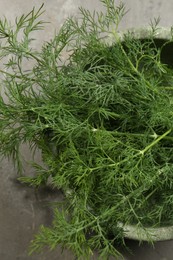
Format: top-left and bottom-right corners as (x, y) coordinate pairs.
(0, 1), (173, 260)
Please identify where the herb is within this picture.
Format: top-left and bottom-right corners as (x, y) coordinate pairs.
(1, 0), (173, 259)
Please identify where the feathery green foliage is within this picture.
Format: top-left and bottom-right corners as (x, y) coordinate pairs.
(1, 0), (173, 259)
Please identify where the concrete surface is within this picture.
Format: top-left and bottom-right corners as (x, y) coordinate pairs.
(1, 0), (173, 259)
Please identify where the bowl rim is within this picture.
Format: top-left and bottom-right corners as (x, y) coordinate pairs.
(118, 222), (173, 241)
(106, 27), (173, 45)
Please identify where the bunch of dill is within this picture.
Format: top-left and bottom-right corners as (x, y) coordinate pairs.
(1, 0), (173, 259)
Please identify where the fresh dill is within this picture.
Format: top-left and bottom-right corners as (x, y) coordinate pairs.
(1, 0), (173, 259)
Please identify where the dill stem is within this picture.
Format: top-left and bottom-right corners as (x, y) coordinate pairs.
(0, 68), (35, 82)
(113, 34), (159, 94)
(111, 130), (173, 141)
(160, 86), (173, 90)
(90, 129), (172, 172)
(139, 129), (172, 155)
